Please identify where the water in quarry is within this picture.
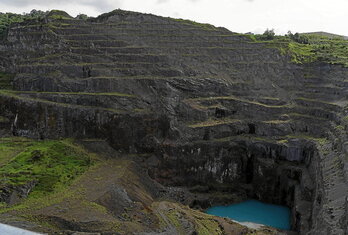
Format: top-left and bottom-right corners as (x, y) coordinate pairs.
(206, 200), (291, 230)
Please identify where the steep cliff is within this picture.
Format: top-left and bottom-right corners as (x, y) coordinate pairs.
(0, 9), (347, 235)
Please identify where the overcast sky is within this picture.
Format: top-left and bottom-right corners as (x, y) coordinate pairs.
(0, 0), (347, 36)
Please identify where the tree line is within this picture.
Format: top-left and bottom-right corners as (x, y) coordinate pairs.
(0, 10), (88, 39)
(0, 10), (47, 39)
(255, 28), (309, 44)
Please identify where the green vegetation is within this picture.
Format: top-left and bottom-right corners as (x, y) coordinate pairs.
(335, 125), (345, 131)
(97, 9), (135, 21)
(295, 97), (339, 107)
(46, 10), (72, 20)
(0, 10), (46, 39)
(306, 33), (348, 66)
(76, 14), (89, 20)
(0, 9), (79, 39)
(159, 202), (223, 235)
(0, 90), (127, 114)
(172, 18), (217, 31)
(287, 42), (317, 63)
(194, 216), (222, 235)
(250, 30), (348, 66)
(255, 29), (275, 41)
(188, 118), (240, 128)
(15, 90), (136, 98)
(0, 138), (93, 199)
(0, 137), (30, 167)
(286, 134), (328, 145)
(287, 31), (309, 44)
(342, 116), (348, 127)
(97, 9), (217, 31)
(262, 120), (290, 124)
(198, 134), (278, 144)
(186, 96), (292, 109)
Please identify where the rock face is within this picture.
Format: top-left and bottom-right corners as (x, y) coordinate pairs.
(0, 9), (347, 234)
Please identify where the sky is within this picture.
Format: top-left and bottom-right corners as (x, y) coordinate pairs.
(0, 0), (347, 36)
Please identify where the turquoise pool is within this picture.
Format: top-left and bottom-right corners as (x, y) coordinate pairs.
(206, 200), (291, 230)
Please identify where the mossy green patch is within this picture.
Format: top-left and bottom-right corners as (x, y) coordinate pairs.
(201, 134), (279, 145)
(343, 116), (348, 126)
(252, 33), (348, 66)
(0, 138), (32, 167)
(262, 120), (290, 124)
(171, 18), (217, 31)
(0, 90), (126, 113)
(335, 125), (345, 131)
(195, 218), (221, 235)
(295, 97), (338, 106)
(0, 11), (46, 39)
(305, 34), (348, 66)
(159, 202), (222, 235)
(288, 42), (317, 64)
(16, 90), (136, 98)
(188, 118), (240, 128)
(81, 200), (109, 214)
(187, 96), (292, 109)
(277, 139), (289, 145)
(166, 209), (184, 233)
(46, 10), (72, 20)
(286, 134), (328, 145)
(0, 138), (93, 199)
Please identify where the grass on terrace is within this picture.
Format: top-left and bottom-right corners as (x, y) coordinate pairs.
(249, 33), (348, 66)
(46, 10), (73, 20)
(0, 90), (130, 113)
(262, 120), (290, 124)
(15, 90), (136, 98)
(188, 118), (240, 128)
(186, 96), (292, 109)
(172, 18), (218, 31)
(295, 97), (340, 107)
(198, 133), (327, 146)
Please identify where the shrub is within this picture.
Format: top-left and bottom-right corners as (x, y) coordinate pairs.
(76, 14), (88, 20)
(0, 10), (46, 39)
(255, 29), (276, 41)
(287, 31), (309, 44)
(263, 29), (275, 40)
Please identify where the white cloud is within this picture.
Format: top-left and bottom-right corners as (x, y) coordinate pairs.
(0, 0), (347, 36)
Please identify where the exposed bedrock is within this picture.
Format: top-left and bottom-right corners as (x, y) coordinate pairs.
(0, 95), (172, 152)
(0, 9), (347, 235)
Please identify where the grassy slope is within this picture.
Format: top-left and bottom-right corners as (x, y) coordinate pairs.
(0, 138), (280, 234)
(248, 33), (348, 66)
(0, 138), (93, 200)
(0, 138), (220, 234)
